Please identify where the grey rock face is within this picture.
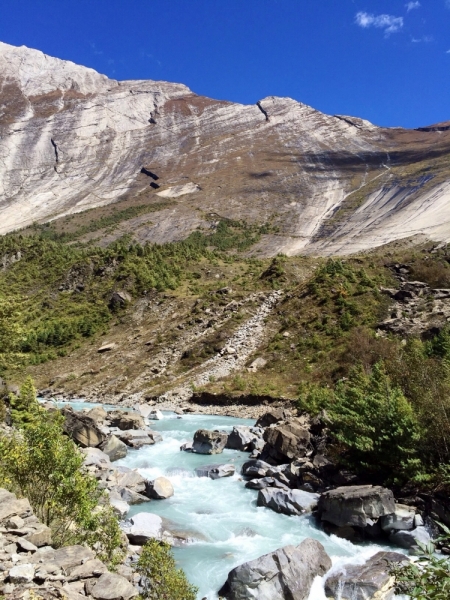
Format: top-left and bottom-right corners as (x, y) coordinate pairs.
(241, 459), (272, 479)
(102, 435), (128, 461)
(257, 488), (319, 516)
(62, 407), (106, 448)
(146, 477), (174, 499)
(8, 563), (35, 584)
(107, 411), (145, 431)
(263, 419), (311, 462)
(123, 512), (163, 545)
(390, 526), (431, 549)
(380, 504), (416, 532)
(318, 485), (396, 528)
(192, 429), (228, 454)
(54, 545), (95, 571)
(91, 572), (138, 600)
(195, 464), (236, 479)
(226, 426), (264, 452)
(324, 551), (409, 600)
(245, 477), (289, 491)
(219, 538), (332, 600)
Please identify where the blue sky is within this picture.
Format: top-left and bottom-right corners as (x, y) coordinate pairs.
(0, 0), (449, 128)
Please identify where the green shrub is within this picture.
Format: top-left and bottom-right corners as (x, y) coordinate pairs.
(137, 539), (198, 600)
(9, 377), (40, 427)
(393, 523), (450, 599)
(328, 362), (421, 483)
(0, 384), (123, 564)
(297, 382), (334, 415)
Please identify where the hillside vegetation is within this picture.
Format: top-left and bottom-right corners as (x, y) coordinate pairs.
(2, 213), (450, 489)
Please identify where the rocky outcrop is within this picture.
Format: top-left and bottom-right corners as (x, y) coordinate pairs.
(3, 42), (450, 257)
(261, 418), (311, 462)
(324, 551), (409, 600)
(0, 489), (135, 600)
(318, 486), (396, 528)
(122, 513), (163, 545)
(106, 412), (145, 431)
(62, 407), (106, 448)
(145, 477), (174, 499)
(192, 429), (228, 454)
(257, 488), (319, 516)
(226, 426), (264, 452)
(101, 435), (128, 461)
(219, 538), (332, 600)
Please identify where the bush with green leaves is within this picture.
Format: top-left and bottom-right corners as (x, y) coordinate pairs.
(393, 523), (450, 599)
(0, 383), (123, 565)
(9, 376), (40, 427)
(137, 539), (198, 600)
(327, 362), (421, 483)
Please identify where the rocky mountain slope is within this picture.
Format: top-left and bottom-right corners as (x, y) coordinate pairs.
(1, 42), (450, 255)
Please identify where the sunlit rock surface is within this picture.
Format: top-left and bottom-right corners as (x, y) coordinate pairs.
(1, 41), (450, 254)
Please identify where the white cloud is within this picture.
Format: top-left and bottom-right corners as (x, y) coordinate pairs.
(411, 35), (433, 43)
(405, 1), (420, 11)
(355, 12), (404, 35)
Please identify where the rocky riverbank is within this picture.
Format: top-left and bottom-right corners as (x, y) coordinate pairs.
(8, 398), (449, 599)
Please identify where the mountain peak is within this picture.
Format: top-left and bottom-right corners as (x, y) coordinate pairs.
(0, 41), (114, 96)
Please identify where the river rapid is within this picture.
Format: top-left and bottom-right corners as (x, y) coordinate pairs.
(59, 401), (407, 600)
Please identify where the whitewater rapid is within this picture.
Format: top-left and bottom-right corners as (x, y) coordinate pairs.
(58, 402), (406, 599)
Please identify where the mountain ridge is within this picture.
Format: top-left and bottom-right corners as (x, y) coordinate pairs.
(1, 41), (450, 256)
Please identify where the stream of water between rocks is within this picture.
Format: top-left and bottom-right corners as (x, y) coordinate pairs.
(60, 401), (407, 600)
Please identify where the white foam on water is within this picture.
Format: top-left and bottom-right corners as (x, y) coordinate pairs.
(96, 409), (405, 599)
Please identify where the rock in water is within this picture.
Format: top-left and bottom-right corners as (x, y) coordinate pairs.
(324, 551), (409, 600)
(219, 538), (331, 600)
(195, 464), (235, 479)
(192, 429), (228, 454)
(263, 418), (311, 461)
(101, 435), (128, 461)
(390, 526), (431, 550)
(257, 487), (319, 516)
(146, 477), (174, 499)
(122, 513), (163, 545)
(318, 485), (396, 528)
(62, 407), (106, 448)
(380, 504), (416, 532)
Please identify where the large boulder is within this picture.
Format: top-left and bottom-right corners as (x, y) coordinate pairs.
(255, 408), (291, 428)
(241, 459), (272, 479)
(63, 407), (106, 447)
(123, 512), (163, 545)
(219, 538), (331, 600)
(318, 486), (396, 528)
(246, 477), (289, 491)
(82, 447), (111, 467)
(101, 435), (128, 461)
(91, 572), (138, 600)
(226, 426), (264, 452)
(324, 551), (409, 600)
(107, 411), (145, 431)
(146, 477), (174, 499)
(257, 488), (319, 516)
(116, 429), (161, 448)
(54, 545), (95, 571)
(86, 406), (108, 423)
(263, 419), (311, 462)
(192, 429), (228, 454)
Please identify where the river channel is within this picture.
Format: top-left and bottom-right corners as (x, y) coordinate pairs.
(58, 401), (406, 599)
